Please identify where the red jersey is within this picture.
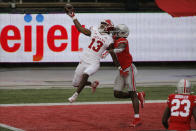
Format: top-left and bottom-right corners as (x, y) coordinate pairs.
(167, 94), (196, 130)
(114, 37), (132, 70)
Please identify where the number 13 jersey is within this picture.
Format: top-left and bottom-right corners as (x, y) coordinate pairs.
(80, 26), (113, 64)
(167, 94), (196, 130)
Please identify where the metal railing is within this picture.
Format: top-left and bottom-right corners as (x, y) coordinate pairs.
(0, 0), (161, 13)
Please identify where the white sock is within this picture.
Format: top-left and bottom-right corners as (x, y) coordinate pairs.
(134, 114), (139, 118)
(73, 92), (78, 97)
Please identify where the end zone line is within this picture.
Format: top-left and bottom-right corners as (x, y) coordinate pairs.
(0, 100), (167, 107)
(0, 123), (25, 131)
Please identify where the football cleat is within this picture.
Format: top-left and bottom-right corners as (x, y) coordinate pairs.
(130, 118), (142, 127)
(68, 92), (78, 103)
(137, 91), (145, 108)
(91, 81), (99, 94)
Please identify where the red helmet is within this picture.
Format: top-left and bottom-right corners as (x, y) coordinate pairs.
(98, 19), (114, 34)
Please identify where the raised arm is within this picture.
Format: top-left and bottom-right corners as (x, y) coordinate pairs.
(73, 19), (91, 36)
(65, 4), (91, 36)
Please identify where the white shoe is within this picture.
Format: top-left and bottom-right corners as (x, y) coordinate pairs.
(68, 92), (78, 103)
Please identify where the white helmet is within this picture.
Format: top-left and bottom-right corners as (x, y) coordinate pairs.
(177, 79), (191, 94)
(113, 24), (129, 38)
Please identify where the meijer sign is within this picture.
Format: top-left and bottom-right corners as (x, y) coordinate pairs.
(0, 13), (196, 62)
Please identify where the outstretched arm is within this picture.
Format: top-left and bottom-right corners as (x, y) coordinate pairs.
(109, 50), (120, 67)
(73, 19), (91, 36)
(105, 43), (119, 67)
(111, 43), (126, 54)
(65, 4), (91, 36)
(108, 43), (125, 67)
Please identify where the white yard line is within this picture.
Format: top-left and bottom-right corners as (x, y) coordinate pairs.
(0, 100), (167, 107)
(0, 123), (25, 131)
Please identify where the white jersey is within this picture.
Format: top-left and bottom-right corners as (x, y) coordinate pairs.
(80, 26), (113, 64)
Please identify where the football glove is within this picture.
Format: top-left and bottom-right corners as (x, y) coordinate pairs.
(65, 4), (75, 18)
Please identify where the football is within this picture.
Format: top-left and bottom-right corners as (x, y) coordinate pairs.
(65, 4), (74, 11)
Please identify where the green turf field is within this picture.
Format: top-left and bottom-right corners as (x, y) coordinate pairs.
(0, 85), (196, 104)
(0, 127), (12, 131)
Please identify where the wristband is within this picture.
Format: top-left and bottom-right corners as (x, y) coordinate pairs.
(72, 16), (77, 20)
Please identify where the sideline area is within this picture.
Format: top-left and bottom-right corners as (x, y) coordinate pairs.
(0, 66), (196, 89)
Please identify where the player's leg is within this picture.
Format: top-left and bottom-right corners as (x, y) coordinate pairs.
(129, 91), (141, 127)
(84, 63), (100, 93)
(69, 62), (86, 103)
(129, 91), (139, 114)
(72, 61), (95, 87)
(131, 63), (145, 108)
(69, 73), (91, 103)
(69, 61), (91, 103)
(113, 73), (130, 98)
(75, 62), (100, 94)
(72, 62), (86, 87)
(137, 91), (145, 108)
(126, 64), (141, 127)
(68, 62), (100, 103)
(76, 73), (90, 93)
(114, 90), (131, 98)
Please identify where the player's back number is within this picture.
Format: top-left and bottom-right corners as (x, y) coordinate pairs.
(171, 99), (191, 117)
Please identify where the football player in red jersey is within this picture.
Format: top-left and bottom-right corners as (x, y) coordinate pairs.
(162, 79), (196, 130)
(107, 24), (145, 127)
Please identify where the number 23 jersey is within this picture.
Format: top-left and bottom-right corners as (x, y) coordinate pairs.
(80, 26), (113, 64)
(167, 94), (196, 127)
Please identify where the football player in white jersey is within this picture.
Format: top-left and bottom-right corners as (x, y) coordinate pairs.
(65, 4), (114, 103)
